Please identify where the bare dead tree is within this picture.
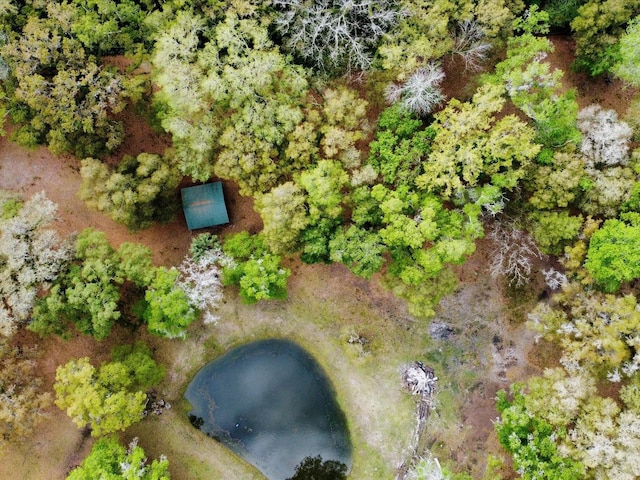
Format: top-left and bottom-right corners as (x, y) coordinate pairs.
(488, 219), (543, 287)
(272, 0), (402, 73)
(385, 62), (445, 116)
(577, 104), (633, 168)
(542, 268), (568, 291)
(396, 362), (438, 480)
(450, 20), (492, 72)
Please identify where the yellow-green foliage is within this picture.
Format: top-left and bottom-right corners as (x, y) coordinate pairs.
(378, 0), (520, 78)
(572, 0), (640, 75)
(416, 84), (540, 199)
(54, 344), (164, 436)
(80, 154), (181, 231)
(527, 283), (640, 375)
(527, 152), (585, 210)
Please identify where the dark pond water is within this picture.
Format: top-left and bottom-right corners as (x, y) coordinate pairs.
(184, 339), (352, 480)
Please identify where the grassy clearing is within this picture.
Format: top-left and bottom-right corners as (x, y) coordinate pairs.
(133, 260), (425, 479)
(1, 253), (524, 480)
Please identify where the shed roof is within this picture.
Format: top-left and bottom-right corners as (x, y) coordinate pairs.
(181, 182), (230, 230)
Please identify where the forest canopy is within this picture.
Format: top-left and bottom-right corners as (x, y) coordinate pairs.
(1, 0), (640, 478)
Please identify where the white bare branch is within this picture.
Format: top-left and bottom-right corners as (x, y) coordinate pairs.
(273, 0), (401, 73)
(0, 192), (73, 336)
(488, 219), (543, 287)
(577, 104), (632, 168)
(542, 268), (568, 291)
(177, 248), (226, 325)
(450, 21), (492, 72)
(385, 63), (446, 116)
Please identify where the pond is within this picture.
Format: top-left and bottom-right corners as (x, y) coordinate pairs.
(184, 339), (352, 480)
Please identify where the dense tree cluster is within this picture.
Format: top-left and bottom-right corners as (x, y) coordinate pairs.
(221, 231), (291, 304)
(29, 228), (209, 340)
(2, 0), (640, 477)
(497, 284), (640, 479)
(80, 153), (181, 231)
(54, 343), (164, 436)
(0, 3), (145, 156)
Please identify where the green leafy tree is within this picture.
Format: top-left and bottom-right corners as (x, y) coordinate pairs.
(377, 0), (518, 77)
(535, 0), (585, 28)
(329, 226), (386, 280)
(0, 339), (51, 444)
(317, 86), (369, 168)
(67, 0), (153, 56)
(222, 232), (291, 304)
(614, 16), (640, 85)
(585, 213), (640, 292)
(30, 229), (124, 339)
(255, 182), (309, 255)
(526, 211), (584, 255)
(367, 104), (435, 188)
(415, 84), (540, 199)
(80, 153), (181, 231)
(296, 160), (349, 263)
(152, 7), (308, 191)
(286, 455), (347, 480)
(485, 7), (582, 150)
(54, 343), (164, 436)
(29, 229), (153, 339)
(143, 267), (198, 339)
(384, 267), (460, 319)
(0, 13), (139, 156)
(526, 152), (586, 211)
(495, 384), (586, 479)
(67, 436), (170, 480)
(571, 0), (640, 75)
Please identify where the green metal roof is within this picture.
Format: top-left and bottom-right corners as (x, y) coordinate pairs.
(181, 182), (230, 230)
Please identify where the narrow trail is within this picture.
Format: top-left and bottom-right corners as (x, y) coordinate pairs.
(63, 426), (91, 475)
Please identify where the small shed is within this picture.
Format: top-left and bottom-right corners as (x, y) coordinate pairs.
(181, 182), (230, 230)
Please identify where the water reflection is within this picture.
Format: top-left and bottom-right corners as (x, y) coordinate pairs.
(185, 339), (352, 480)
(287, 455), (347, 480)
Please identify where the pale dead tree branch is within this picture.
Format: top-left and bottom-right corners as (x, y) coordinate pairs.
(405, 454), (447, 480)
(542, 268), (568, 291)
(385, 62), (445, 116)
(450, 20), (492, 72)
(0, 192), (73, 337)
(577, 104), (632, 168)
(488, 219), (543, 287)
(177, 248), (226, 325)
(272, 0), (402, 73)
(396, 362), (438, 480)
